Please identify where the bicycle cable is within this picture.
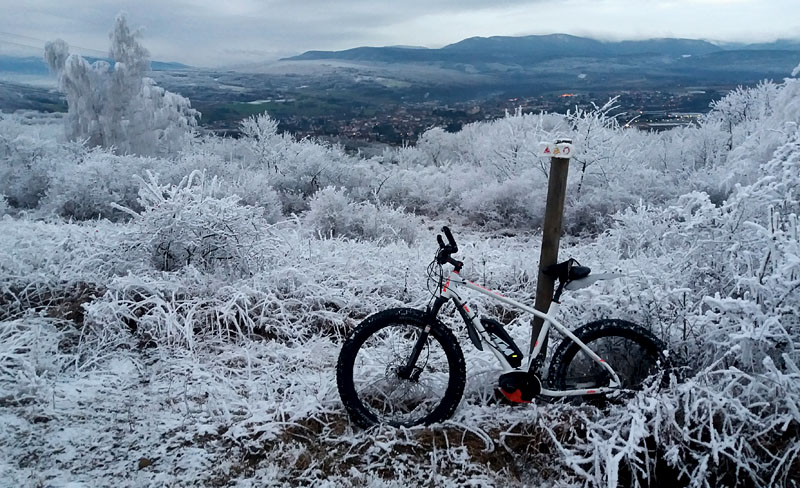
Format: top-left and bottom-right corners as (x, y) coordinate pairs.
(425, 254), (444, 310)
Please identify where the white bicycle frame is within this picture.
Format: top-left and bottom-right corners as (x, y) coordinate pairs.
(437, 267), (622, 397)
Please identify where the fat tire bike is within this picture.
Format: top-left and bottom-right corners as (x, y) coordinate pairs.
(336, 226), (671, 427)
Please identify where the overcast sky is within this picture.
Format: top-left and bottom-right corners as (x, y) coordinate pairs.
(1, 0), (798, 67)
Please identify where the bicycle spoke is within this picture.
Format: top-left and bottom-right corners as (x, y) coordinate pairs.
(564, 335), (660, 390)
(351, 322), (451, 425)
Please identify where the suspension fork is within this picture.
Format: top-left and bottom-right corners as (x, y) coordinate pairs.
(397, 297), (449, 380)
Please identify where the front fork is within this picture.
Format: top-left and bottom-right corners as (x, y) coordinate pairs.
(397, 297), (448, 380)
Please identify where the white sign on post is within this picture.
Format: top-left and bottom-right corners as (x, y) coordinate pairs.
(538, 141), (574, 159)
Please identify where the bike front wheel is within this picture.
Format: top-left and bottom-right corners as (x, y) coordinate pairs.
(336, 308), (466, 428)
(547, 319), (669, 397)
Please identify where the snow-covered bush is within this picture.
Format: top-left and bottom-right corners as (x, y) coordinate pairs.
(304, 186), (354, 238)
(44, 15), (198, 156)
(452, 109), (563, 172)
(42, 147), (158, 220)
(269, 141), (354, 205)
(238, 114), (385, 214)
(371, 163), (454, 216)
(415, 126), (456, 167)
(118, 171), (271, 274)
(305, 186), (419, 244)
(540, 354), (800, 487)
(457, 167), (544, 229)
(0, 115), (60, 209)
(566, 98), (627, 197)
(547, 119), (800, 486)
(704, 81), (789, 191)
(0, 316), (73, 401)
(223, 171), (284, 222)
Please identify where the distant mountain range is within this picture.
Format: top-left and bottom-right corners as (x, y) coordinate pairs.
(0, 55), (190, 77)
(272, 33), (800, 97)
(285, 34), (800, 65)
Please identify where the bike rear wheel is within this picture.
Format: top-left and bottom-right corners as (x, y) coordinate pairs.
(547, 319), (669, 397)
(336, 308), (466, 428)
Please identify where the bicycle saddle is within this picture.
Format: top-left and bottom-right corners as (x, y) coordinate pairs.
(541, 259), (591, 282)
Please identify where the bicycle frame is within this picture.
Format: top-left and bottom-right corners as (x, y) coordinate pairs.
(435, 267), (622, 398)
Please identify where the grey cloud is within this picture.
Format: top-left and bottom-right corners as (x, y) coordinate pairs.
(1, 0), (798, 66)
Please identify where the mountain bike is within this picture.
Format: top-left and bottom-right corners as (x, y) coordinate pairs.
(336, 226), (670, 427)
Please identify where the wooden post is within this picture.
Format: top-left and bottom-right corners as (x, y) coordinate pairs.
(530, 139), (573, 355)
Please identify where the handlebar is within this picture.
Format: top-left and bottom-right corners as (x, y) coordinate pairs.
(436, 226), (463, 271)
(442, 226), (457, 252)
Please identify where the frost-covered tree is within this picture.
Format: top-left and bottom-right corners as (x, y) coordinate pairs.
(706, 82), (780, 154)
(239, 112), (289, 172)
(415, 127), (451, 167)
(44, 14), (199, 156)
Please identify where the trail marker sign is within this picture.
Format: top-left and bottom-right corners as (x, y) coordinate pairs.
(538, 141), (574, 159)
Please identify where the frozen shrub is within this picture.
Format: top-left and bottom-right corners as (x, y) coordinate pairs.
(304, 186), (418, 244)
(457, 168), (544, 229)
(360, 164), (436, 214)
(356, 201), (419, 244)
(304, 186), (351, 238)
(446, 108), (561, 171)
(43, 147), (157, 220)
(170, 147), (285, 222)
(0, 317), (72, 397)
(269, 139), (344, 199)
(224, 170), (284, 223)
(118, 171), (269, 274)
(238, 113), (382, 214)
(0, 194), (9, 216)
(415, 127), (453, 166)
(0, 120), (59, 209)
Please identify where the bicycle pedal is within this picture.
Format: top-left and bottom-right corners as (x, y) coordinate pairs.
(498, 371), (541, 403)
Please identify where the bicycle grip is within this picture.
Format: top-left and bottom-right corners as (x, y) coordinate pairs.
(442, 226), (457, 252)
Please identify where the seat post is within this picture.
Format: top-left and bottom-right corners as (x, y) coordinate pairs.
(552, 280), (567, 303)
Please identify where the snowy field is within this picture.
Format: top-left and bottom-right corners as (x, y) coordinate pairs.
(1, 19), (800, 487)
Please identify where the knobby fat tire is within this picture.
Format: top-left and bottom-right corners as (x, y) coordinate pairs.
(547, 319), (668, 393)
(336, 308), (467, 428)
